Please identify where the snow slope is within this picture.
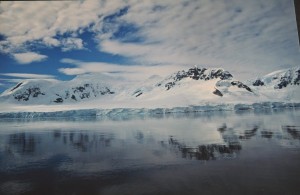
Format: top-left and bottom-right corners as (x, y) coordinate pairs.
(247, 66), (300, 102)
(0, 66), (299, 117)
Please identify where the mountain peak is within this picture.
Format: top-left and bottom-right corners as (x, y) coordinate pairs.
(157, 67), (233, 90)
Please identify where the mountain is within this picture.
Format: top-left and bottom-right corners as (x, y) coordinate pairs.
(131, 67), (255, 105)
(0, 73), (126, 105)
(0, 66), (299, 112)
(250, 67), (300, 89)
(246, 67), (300, 101)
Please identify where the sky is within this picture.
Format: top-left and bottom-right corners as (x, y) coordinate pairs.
(0, 0), (299, 92)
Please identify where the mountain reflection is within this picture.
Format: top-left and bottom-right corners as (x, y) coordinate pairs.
(7, 133), (39, 155)
(167, 123), (300, 160)
(282, 126), (300, 140)
(2, 123), (299, 159)
(169, 136), (241, 160)
(62, 131), (115, 152)
(238, 126), (258, 140)
(3, 131), (115, 155)
(168, 123), (243, 160)
(261, 131), (273, 138)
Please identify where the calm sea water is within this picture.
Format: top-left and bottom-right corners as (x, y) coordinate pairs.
(0, 109), (300, 195)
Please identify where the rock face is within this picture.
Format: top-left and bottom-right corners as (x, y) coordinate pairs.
(213, 88), (223, 97)
(252, 79), (264, 86)
(157, 67), (233, 91)
(14, 87), (45, 101)
(55, 84), (115, 103)
(230, 81), (252, 92)
(276, 69), (300, 89)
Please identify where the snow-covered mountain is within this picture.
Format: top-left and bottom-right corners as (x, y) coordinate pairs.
(246, 66), (300, 101)
(250, 66), (300, 89)
(0, 73), (127, 104)
(0, 66), (299, 115)
(131, 67), (256, 104)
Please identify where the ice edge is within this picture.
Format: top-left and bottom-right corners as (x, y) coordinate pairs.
(0, 102), (299, 119)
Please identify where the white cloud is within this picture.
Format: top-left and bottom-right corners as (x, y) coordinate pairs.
(0, 73), (55, 79)
(0, 0), (299, 78)
(59, 58), (184, 81)
(61, 37), (84, 52)
(96, 0), (300, 78)
(58, 68), (86, 75)
(0, 0), (125, 54)
(12, 52), (48, 64)
(43, 37), (60, 47)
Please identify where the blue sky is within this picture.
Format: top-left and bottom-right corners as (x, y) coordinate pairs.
(0, 0), (299, 92)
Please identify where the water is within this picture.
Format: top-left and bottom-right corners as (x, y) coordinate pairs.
(0, 110), (300, 195)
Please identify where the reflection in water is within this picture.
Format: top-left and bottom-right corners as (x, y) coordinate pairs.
(2, 123), (300, 160)
(168, 136), (241, 160)
(7, 133), (39, 155)
(261, 131), (273, 138)
(0, 110), (300, 195)
(239, 126), (258, 140)
(58, 131), (115, 152)
(135, 131), (144, 143)
(283, 126), (300, 140)
(167, 123), (243, 160)
(165, 123), (300, 161)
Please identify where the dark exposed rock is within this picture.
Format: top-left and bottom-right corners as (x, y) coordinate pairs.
(293, 69), (300, 85)
(71, 95), (77, 101)
(10, 82), (23, 92)
(54, 94), (64, 103)
(80, 92), (90, 99)
(277, 76), (292, 89)
(133, 89), (143, 97)
(165, 82), (175, 90)
(71, 85), (114, 100)
(100, 87), (114, 95)
(135, 92), (142, 97)
(13, 87), (45, 101)
(213, 88), (223, 97)
(161, 67), (233, 90)
(65, 91), (70, 99)
(54, 97), (63, 103)
(183, 67), (232, 81)
(253, 79), (264, 86)
(274, 68), (300, 89)
(53, 84), (115, 102)
(231, 81), (252, 92)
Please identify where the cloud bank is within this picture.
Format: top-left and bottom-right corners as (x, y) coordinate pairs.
(0, 0), (299, 79)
